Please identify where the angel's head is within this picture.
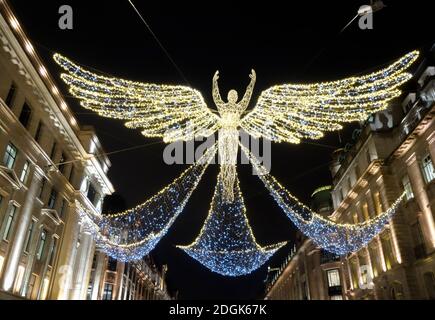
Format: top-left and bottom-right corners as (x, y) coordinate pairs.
(227, 90), (238, 103)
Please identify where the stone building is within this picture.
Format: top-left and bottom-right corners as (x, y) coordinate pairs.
(0, 0), (114, 299)
(265, 46), (435, 300)
(87, 252), (172, 300)
(0, 1), (175, 300)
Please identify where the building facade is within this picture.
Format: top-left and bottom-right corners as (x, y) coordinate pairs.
(87, 252), (172, 300)
(0, 1), (114, 299)
(0, 1), (175, 300)
(265, 46), (435, 300)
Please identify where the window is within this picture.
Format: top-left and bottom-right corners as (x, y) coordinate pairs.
(3, 143), (18, 169)
(80, 176), (90, 194)
(2, 205), (17, 241)
(5, 83), (17, 107)
(23, 219), (35, 253)
(34, 122), (43, 143)
(402, 175), (414, 200)
(360, 259), (369, 285)
(36, 229), (47, 260)
(102, 283), (113, 300)
(18, 102), (32, 128)
(107, 257), (117, 272)
(20, 160), (30, 184)
(47, 188), (57, 209)
(421, 154), (435, 183)
(87, 183), (97, 205)
(327, 269), (341, 287)
(48, 238), (57, 266)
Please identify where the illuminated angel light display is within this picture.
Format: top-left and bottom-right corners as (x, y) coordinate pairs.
(55, 50), (418, 276)
(177, 171), (286, 276)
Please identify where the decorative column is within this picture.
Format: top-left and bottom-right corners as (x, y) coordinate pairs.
(301, 251), (311, 300)
(376, 175), (403, 265)
(364, 248), (374, 286)
(354, 254), (363, 289)
(376, 236), (387, 272)
(69, 229), (94, 300)
(116, 262), (125, 300)
(340, 259), (349, 300)
(123, 264), (130, 300)
(90, 251), (106, 300)
(20, 219), (42, 298)
(0, 165), (44, 292)
(37, 235), (55, 300)
(114, 261), (125, 300)
(406, 153), (435, 252)
(50, 204), (80, 299)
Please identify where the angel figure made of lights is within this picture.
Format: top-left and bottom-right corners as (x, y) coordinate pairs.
(55, 50), (419, 276)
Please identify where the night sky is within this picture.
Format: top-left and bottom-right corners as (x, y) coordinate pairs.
(8, 0), (434, 299)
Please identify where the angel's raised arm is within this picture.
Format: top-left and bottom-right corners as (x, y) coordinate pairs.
(240, 69), (256, 108)
(212, 71), (225, 107)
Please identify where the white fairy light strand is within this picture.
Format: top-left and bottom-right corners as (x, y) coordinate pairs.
(241, 143), (405, 255)
(77, 145), (217, 261)
(54, 50), (418, 203)
(53, 53), (220, 143)
(54, 49), (419, 275)
(241, 51), (419, 144)
(178, 170), (286, 276)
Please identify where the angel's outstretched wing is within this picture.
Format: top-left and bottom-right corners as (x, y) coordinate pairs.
(241, 51), (419, 144)
(54, 54), (220, 142)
